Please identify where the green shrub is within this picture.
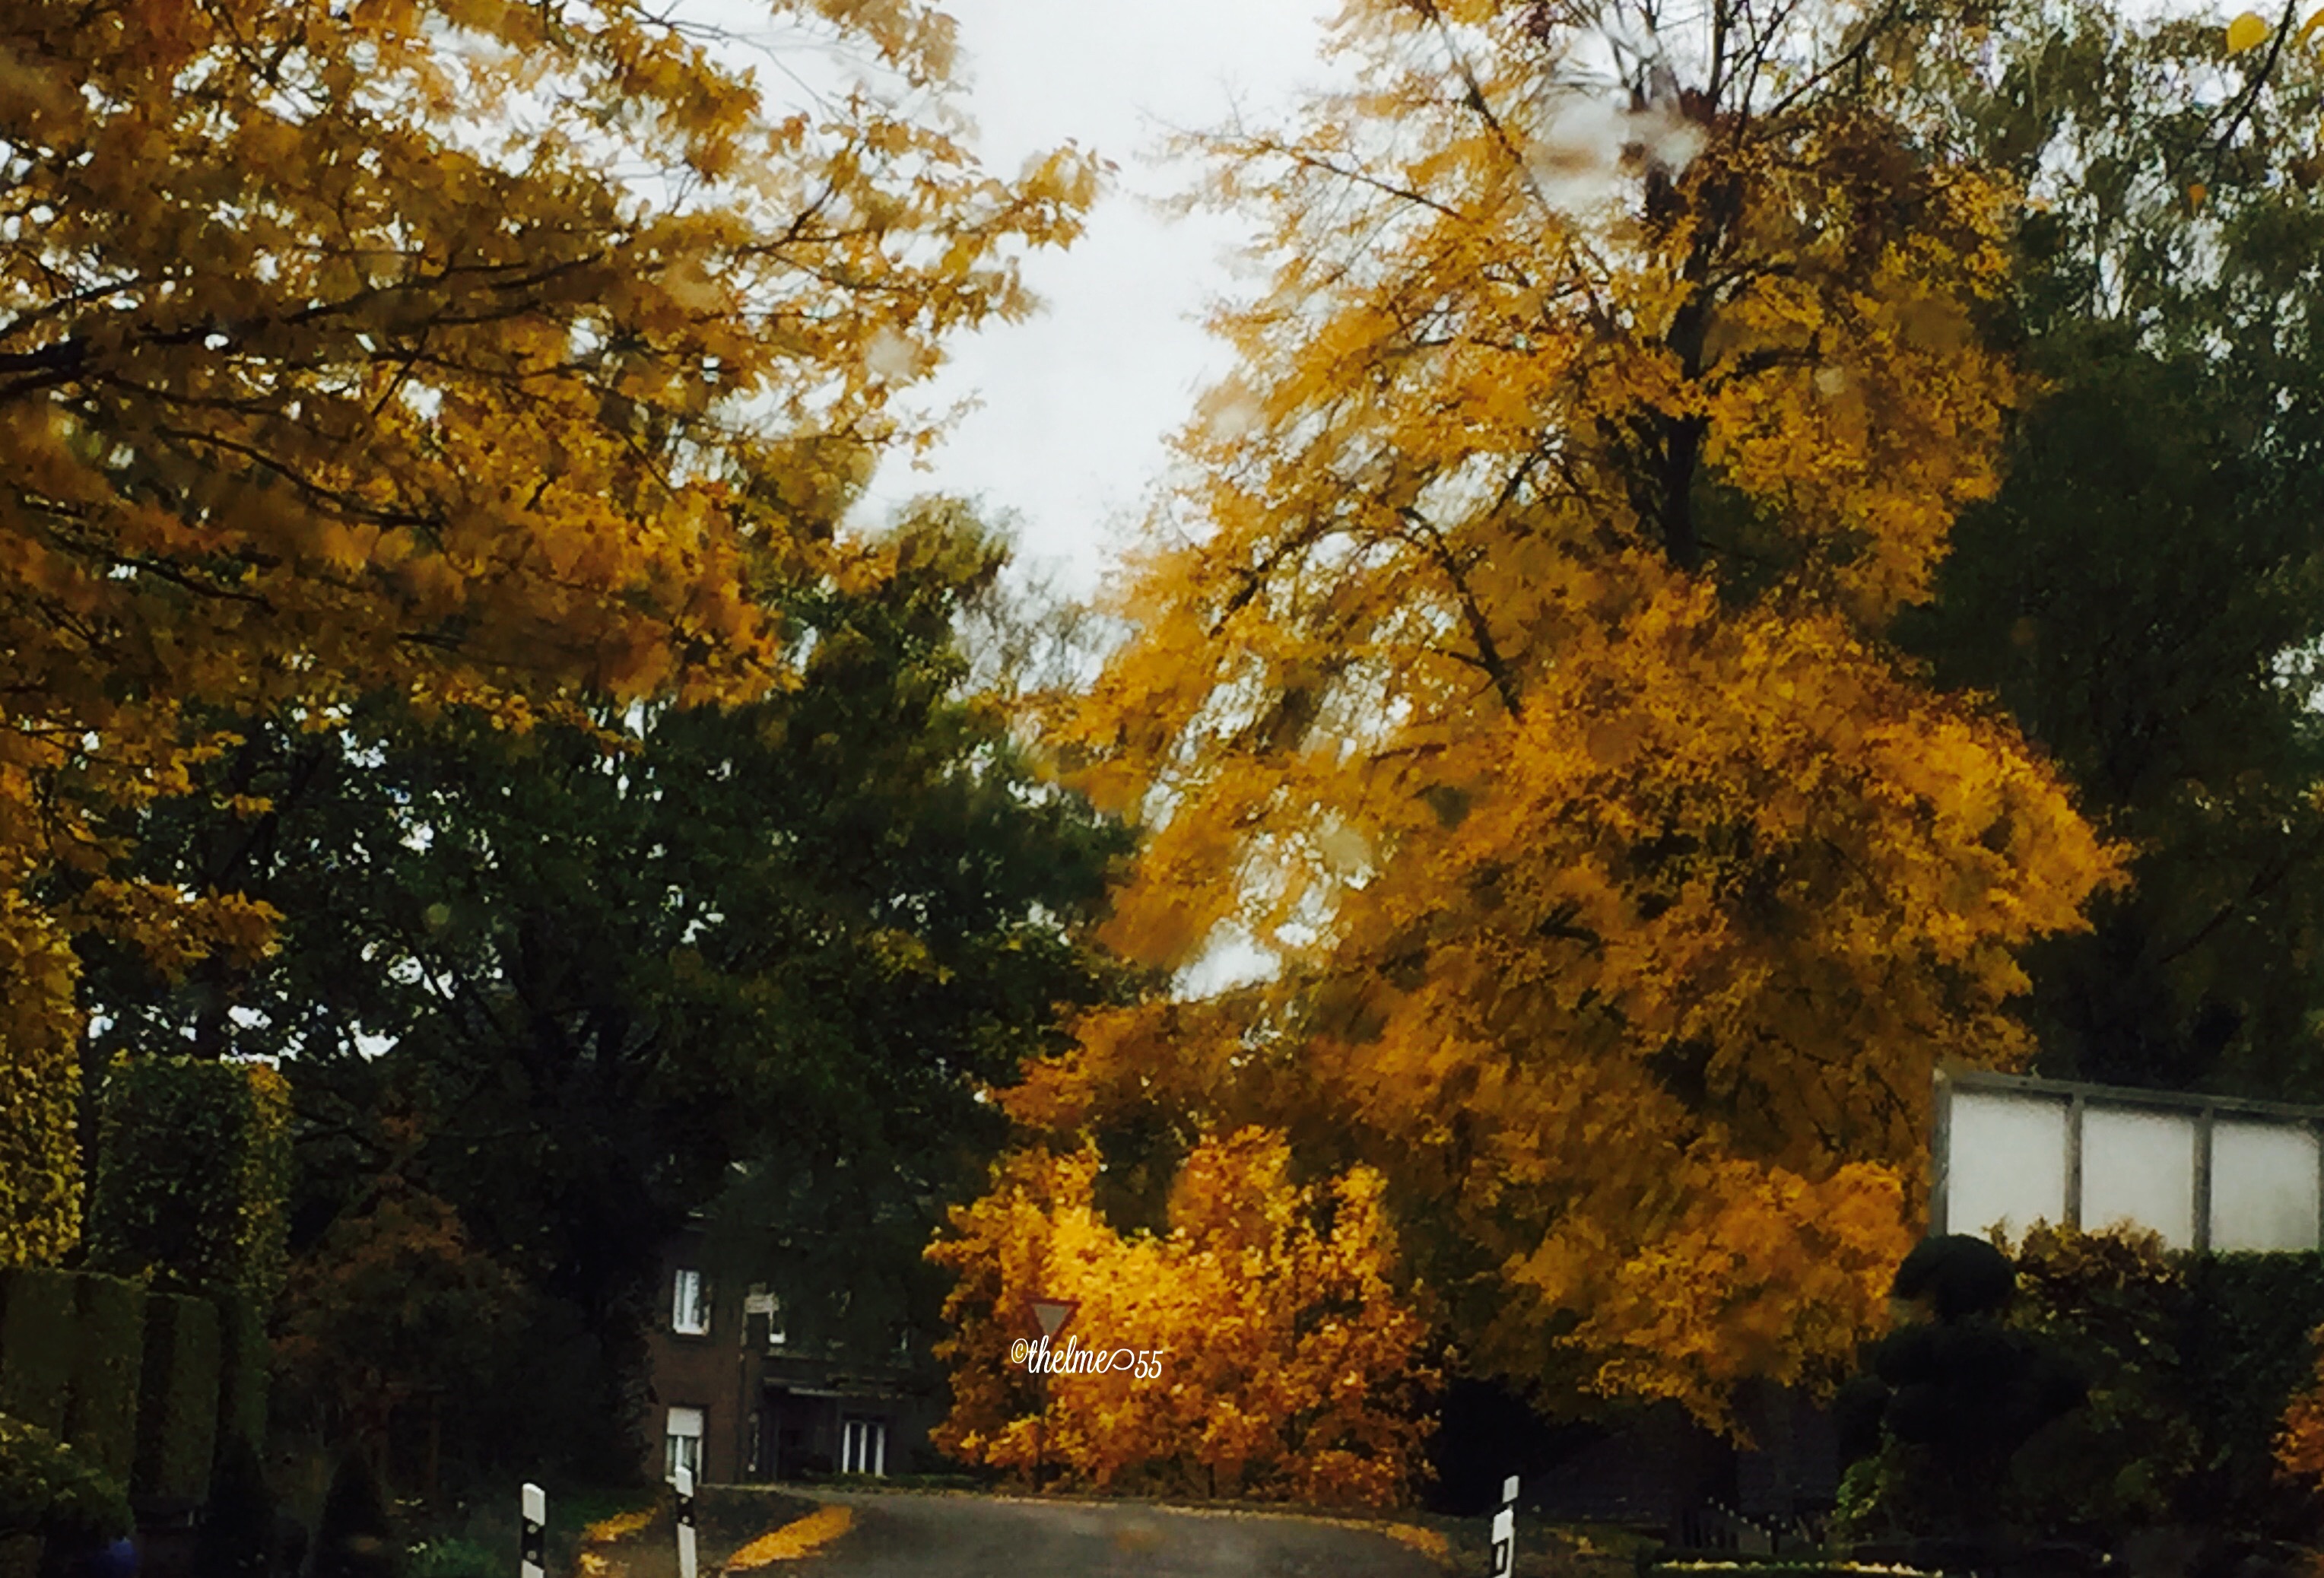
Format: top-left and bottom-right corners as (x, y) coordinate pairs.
(132, 1294), (221, 1503)
(2181, 1253), (2324, 1532)
(84, 1056), (292, 1305)
(1837, 1228), (2324, 1547)
(0, 1414), (130, 1545)
(2003, 1225), (2202, 1535)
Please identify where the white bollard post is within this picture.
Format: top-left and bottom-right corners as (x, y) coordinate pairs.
(519, 1484), (545, 1578)
(673, 1465), (697, 1578)
(1489, 1475), (1519, 1576)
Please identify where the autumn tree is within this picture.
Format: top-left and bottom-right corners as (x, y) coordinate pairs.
(995, 0), (2119, 1433)
(926, 1127), (1437, 1506)
(0, 0), (1097, 1261)
(273, 1167), (531, 1491)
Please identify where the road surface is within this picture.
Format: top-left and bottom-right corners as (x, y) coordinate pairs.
(785, 1488), (1448, 1576)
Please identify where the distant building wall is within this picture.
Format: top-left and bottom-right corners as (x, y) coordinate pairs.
(638, 1227), (938, 1485)
(639, 1234), (751, 1484)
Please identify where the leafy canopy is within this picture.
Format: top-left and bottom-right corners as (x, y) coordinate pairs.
(0, 0), (1097, 1260)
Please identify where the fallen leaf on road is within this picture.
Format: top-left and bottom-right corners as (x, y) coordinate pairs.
(722, 1507), (855, 1569)
(583, 1511), (656, 1544)
(1383, 1525), (1450, 1558)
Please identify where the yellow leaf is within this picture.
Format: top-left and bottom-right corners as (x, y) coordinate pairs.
(2227, 11), (2272, 52)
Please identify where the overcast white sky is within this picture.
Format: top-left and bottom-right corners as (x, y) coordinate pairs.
(838, 0), (1351, 596)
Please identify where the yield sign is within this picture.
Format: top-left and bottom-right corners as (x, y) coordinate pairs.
(1027, 1296), (1079, 1339)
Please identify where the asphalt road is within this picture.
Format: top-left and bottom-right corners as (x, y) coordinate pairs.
(790, 1489), (1448, 1577)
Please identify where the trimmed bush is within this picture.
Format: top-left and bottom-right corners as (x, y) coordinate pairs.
(132, 1294), (220, 1503)
(84, 1057), (292, 1306)
(0, 1276), (76, 1436)
(313, 1453), (396, 1578)
(211, 1297), (268, 1469)
(63, 1277), (142, 1486)
(192, 1435), (274, 1578)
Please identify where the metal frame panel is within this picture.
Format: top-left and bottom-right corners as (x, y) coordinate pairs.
(1932, 1066), (2324, 1251)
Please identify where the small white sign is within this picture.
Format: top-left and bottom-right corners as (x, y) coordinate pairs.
(1490, 1505), (1514, 1575)
(1502, 1474), (1520, 1505)
(519, 1483), (544, 1578)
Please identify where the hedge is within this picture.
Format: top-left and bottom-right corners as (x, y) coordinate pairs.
(1840, 1227), (2324, 1545)
(211, 1297), (267, 1470)
(84, 1057), (291, 1306)
(132, 1295), (220, 1504)
(0, 1275), (75, 1436)
(63, 1277), (142, 1485)
(0, 1271), (150, 1492)
(2180, 1253), (2324, 1523)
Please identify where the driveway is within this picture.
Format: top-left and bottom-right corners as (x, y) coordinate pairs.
(786, 1488), (1448, 1577)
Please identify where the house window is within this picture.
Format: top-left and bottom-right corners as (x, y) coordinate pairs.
(664, 1405), (704, 1482)
(671, 1268), (709, 1335)
(840, 1418), (886, 1478)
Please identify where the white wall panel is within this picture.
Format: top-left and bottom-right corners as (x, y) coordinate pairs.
(2211, 1122), (2321, 1252)
(1945, 1091), (2069, 1241)
(2081, 1107), (2198, 1249)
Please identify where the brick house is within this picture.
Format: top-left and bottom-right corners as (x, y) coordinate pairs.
(640, 1221), (945, 1485)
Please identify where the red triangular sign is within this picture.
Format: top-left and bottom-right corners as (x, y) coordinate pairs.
(1029, 1297), (1078, 1339)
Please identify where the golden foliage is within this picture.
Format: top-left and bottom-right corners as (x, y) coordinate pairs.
(0, 892), (81, 1264)
(1014, 0), (2121, 1429)
(2279, 1328), (2324, 1491)
(925, 1129), (1437, 1506)
(0, 0), (1096, 1259)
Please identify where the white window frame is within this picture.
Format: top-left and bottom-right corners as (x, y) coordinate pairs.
(664, 1405), (704, 1482)
(671, 1268), (709, 1335)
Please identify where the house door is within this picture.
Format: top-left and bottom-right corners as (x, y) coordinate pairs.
(763, 1390), (838, 1479)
